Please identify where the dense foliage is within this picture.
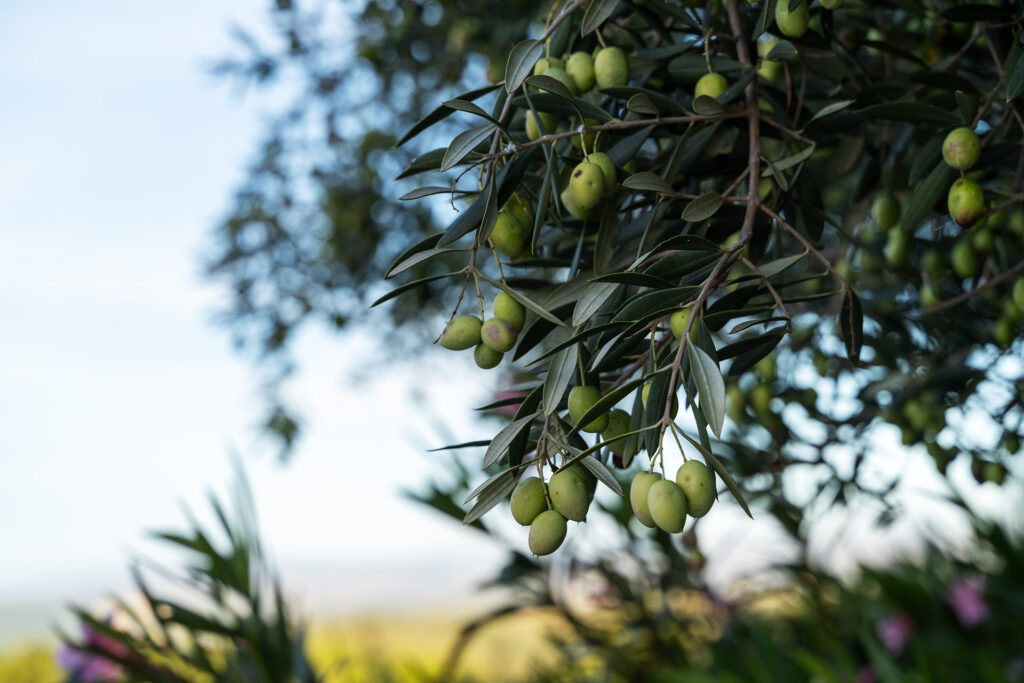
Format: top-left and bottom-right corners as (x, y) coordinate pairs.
(391, 0), (1024, 549)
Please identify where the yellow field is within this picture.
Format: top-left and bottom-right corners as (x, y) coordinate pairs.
(0, 608), (567, 682)
(307, 608), (566, 682)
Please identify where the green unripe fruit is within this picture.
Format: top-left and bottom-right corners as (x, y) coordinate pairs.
(775, 0), (809, 38)
(1013, 278), (1024, 312)
(757, 34), (782, 82)
(480, 317), (518, 353)
(641, 382), (679, 419)
(951, 238), (978, 278)
(973, 227), (995, 252)
(758, 178), (774, 201)
(647, 479), (688, 533)
(525, 110), (558, 141)
(1002, 299), (1021, 325)
(548, 466), (590, 522)
(756, 354), (775, 381)
(533, 57), (563, 77)
(942, 126), (981, 171)
(587, 152), (617, 194)
(670, 308), (696, 341)
(491, 212), (525, 258)
(993, 317), (1014, 348)
(493, 292), (526, 331)
(565, 51), (596, 92)
(539, 66), (577, 95)
(1004, 432), (1020, 454)
(474, 343), (503, 369)
(529, 509), (567, 555)
(872, 193), (901, 229)
(560, 186), (595, 220)
(919, 281), (940, 308)
(727, 384), (746, 421)
(884, 228), (911, 268)
(566, 464), (597, 502)
(440, 315), (482, 350)
(820, 0), (843, 8)
(630, 471), (662, 528)
(502, 196), (531, 228)
(568, 385), (609, 433)
(695, 72), (728, 100)
(594, 47), (629, 89)
(921, 249), (942, 275)
(948, 178), (985, 228)
(750, 382), (772, 416)
(757, 34), (780, 58)
(510, 476), (548, 525)
(903, 399), (929, 431)
(570, 161), (606, 210)
(676, 460), (716, 518)
(601, 409), (631, 456)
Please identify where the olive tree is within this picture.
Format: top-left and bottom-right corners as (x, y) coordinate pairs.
(389, 0), (1023, 553)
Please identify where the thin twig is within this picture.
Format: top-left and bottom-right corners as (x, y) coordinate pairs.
(924, 260), (1024, 315)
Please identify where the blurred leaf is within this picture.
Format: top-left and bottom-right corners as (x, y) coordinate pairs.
(582, 0), (619, 36)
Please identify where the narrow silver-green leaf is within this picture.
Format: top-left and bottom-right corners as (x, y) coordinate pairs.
(463, 469), (518, 524)
(704, 451), (752, 518)
(687, 344), (725, 438)
(757, 251), (806, 279)
(441, 124), (495, 172)
(580, 455), (623, 496)
(544, 345), (578, 416)
(525, 74), (576, 100)
(477, 272), (568, 326)
(681, 192), (724, 222)
(582, 0), (619, 36)
(482, 413), (538, 469)
(768, 144), (816, 173)
(622, 171), (676, 194)
(505, 39), (545, 94)
(398, 186), (472, 201)
(806, 99), (856, 125)
(573, 281), (619, 327)
(386, 247), (463, 279)
(444, 99), (501, 127)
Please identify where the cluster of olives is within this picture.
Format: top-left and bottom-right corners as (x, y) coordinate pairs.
(524, 46), (628, 143)
(439, 291), (526, 368)
(629, 460), (716, 533)
(943, 127), (986, 228)
(510, 464), (597, 555)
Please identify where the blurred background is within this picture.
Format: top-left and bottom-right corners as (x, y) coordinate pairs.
(2, 0), (1024, 681)
(0, 0), (514, 663)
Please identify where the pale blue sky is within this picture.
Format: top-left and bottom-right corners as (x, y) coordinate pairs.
(0, 0), (510, 642)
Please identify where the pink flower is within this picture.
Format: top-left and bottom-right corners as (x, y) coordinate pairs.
(876, 612), (913, 655)
(947, 574), (989, 627)
(57, 617), (130, 681)
(856, 665), (877, 683)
